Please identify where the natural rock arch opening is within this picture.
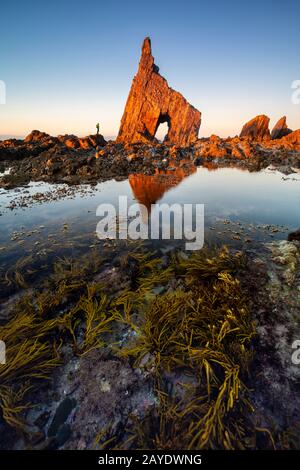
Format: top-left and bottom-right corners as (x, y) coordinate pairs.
(154, 114), (171, 142)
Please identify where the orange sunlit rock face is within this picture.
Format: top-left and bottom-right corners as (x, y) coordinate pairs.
(117, 37), (201, 146)
(23, 130), (107, 150)
(281, 129), (300, 145)
(59, 134), (106, 150)
(129, 165), (196, 211)
(239, 115), (271, 140)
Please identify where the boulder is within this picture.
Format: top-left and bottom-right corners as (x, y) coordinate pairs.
(59, 134), (106, 149)
(58, 135), (80, 149)
(24, 130), (51, 142)
(78, 134), (106, 149)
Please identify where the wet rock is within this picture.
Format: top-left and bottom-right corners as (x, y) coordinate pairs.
(47, 397), (76, 437)
(288, 229), (300, 242)
(54, 351), (155, 449)
(34, 411), (51, 429)
(117, 37), (201, 146)
(0, 173), (29, 188)
(55, 423), (72, 447)
(266, 240), (299, 284)
(247, 240), (300, 434)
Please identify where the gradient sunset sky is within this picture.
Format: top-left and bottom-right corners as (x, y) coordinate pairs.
(1, 0), (300, 139)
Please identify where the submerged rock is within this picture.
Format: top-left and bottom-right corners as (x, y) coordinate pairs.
(47, 397), (76, 438)
(57, 352), (155, 450)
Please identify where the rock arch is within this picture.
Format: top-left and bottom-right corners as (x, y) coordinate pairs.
(117, 38), (201, 147)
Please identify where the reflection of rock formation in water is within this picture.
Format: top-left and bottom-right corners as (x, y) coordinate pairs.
(117, 37), (201, 146)
(129, 165), (196, 211)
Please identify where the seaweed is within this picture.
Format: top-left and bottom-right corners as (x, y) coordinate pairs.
(0, 243), (296, 449)
(0, 250), (108, 432)
(114, 246), (256, 449)
(70, 285), (116, 355)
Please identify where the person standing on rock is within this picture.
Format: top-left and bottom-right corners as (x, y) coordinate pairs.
(95, 123), (100, 158)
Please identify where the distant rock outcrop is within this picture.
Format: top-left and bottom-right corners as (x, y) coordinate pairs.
(24, 130), (51, 142)
(24, 130), (107, 150)
(271, 116), (292, 140)
(240, 115), (270, 140)
(117, 37), (201, 146)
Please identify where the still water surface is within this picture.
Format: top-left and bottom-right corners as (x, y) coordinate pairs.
(0, 167), (299, 274)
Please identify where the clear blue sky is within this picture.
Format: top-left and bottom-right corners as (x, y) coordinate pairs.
(1, 0), (300, 139)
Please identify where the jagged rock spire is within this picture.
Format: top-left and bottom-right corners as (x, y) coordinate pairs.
(117, 37), (201, 146)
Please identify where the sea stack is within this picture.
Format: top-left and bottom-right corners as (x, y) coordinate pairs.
(117, 37), (201, 146)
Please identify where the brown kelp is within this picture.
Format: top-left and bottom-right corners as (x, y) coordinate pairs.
(1, 243), (296, 449)
(113, 247), (257, 449)
(0, 250), (111, 433)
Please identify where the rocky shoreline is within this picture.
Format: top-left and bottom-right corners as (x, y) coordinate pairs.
(1, 128), (300, 450)
(1, 128), (300, 189)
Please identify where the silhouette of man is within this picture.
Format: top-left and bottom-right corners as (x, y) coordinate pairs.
(96, 123), (100, 135)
